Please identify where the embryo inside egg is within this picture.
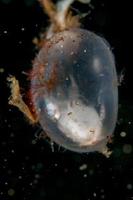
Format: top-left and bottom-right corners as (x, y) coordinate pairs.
(31, 28), (118, 154)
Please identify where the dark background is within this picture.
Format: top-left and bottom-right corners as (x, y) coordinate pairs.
(0, 0), (133, 200)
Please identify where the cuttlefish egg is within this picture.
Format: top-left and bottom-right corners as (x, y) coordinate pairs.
(30, 28), (118, 153)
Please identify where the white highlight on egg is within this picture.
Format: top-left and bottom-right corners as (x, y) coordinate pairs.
(45, 102), (60, 120)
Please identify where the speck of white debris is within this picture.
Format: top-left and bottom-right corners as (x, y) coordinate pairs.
(25, 156), (29, 160)
(127, 184), (133, 190)
(70, 51), (74, 55)
(32, 140), (36, 145)
(60, 44), (63, 48)
(99, 73), (104, 77)
(8, 170), (12, 175)
(101, 194), (105, 199)
(79, 164), (87, 171)
(19, 41), (22, 44)
(11, 149), (15, 153)
(38, 108), (41, 113)
(35, 174), (40, 179)
(21, 27), (25, 31)
(83, 174), (87, 178)
(4, 30), (8, 34)
(8, 124), (11, 128)
(101, 189), (104, 193)
(73, 60), (77, 64)
(54, 163), (58, 167)
(93, 192), (97, 197)
(128, 121), (132, 125)
(18, 176), (22, 179)
(123, 144), (132, 154)
(84, 49), (87, 53)
(5, 182), (8, 185)
(120, 132), (126, 137)
(34, 179), (38, 184)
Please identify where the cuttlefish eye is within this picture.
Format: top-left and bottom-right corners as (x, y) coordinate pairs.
(30, 28), (118, 153)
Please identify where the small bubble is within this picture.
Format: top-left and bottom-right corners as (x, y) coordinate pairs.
(8, 189), (15, 196)
(73, 60), (77, 64)
(8, 124), (11, 128)
(123, 144), (132, 154)
(0, 68), (4, 73)
(8, 170), (12, 174)
(33, 179), (38, 184)
(25, 156), (29, 160)
(18, 175), (22, 179)
(36, 163), (43, 169)
(101, 189), (104, 193)
(101, 194), (105, 199)
(19, 41), (22, 44)
(35, 174), (40, 179)
(10, 133), (14, 137)
(89, 169), (94, 175)
(127, 184), (133, 190)
(64, 168), (68, 173)
(32, 140), (36, 144)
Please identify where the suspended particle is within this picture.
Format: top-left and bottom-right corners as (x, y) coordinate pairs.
(123, 144), (132, 154)
(120, 131), (126, 137)
(79, 164), (88, 171)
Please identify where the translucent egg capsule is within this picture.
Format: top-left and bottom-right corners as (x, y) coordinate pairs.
(31, 28), (118, 154)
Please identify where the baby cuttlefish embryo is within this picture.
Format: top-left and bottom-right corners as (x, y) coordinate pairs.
(45, 76), (104, 146)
